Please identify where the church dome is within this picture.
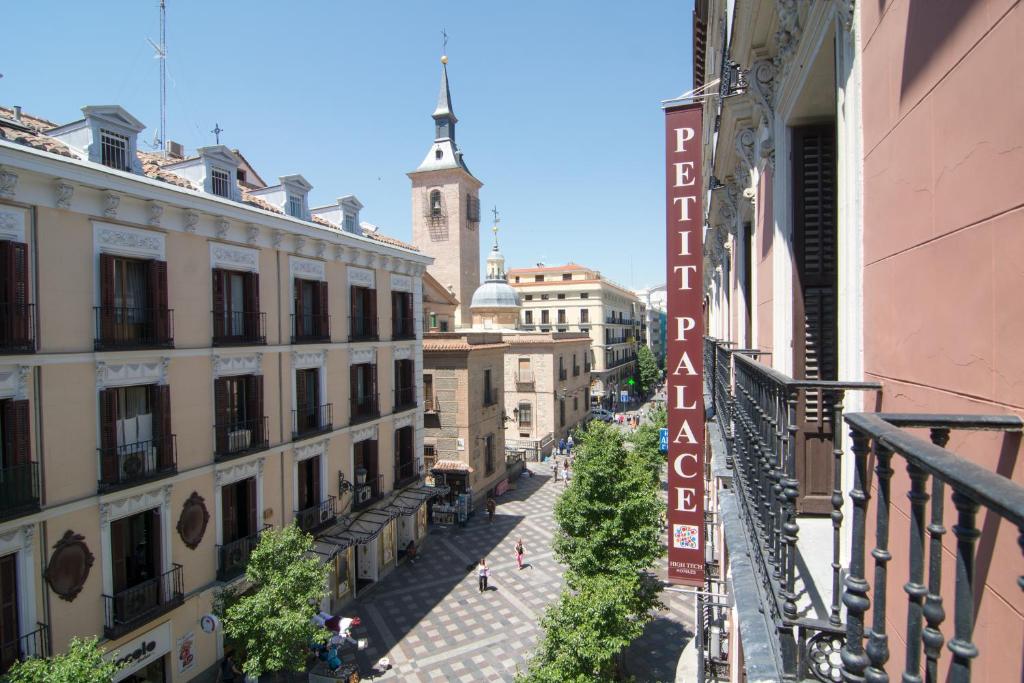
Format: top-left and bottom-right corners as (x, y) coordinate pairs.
(471, 279), (521, 309)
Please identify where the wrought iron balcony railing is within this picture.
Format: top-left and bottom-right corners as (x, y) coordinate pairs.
(212, 310), (266, 346)
(349, 315), (378, 342)
(216, 525), (271, 581)
(394, 459), (416, 489)
(97, 436), (177, 492)
(0, 622), (49, 675)
(102, 564), (184, 639)
(291, 313), (330, 343)
(350, 394), (379, 425)
(394, 386), (416, 411)
(0, 303), (35, 354)
(295, 496), (337, 533)
(94, 306), (174, 350)
(704, 337), (1024, 682)
(392, 316), (416, 340)
(292, 404), (332, 440)
(0, 461), (40, 521)
(214, 416), (269, 461)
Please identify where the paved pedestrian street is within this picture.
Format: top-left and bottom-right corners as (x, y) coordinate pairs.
(343, 456), (694, 682)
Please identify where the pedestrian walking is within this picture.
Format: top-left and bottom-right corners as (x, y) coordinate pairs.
(515, 537), (525, 570)
(558, 438), (566, 455)
(563, 461), (571, 488)
(221, 652), (242, 683)
(486, 496), (496, 524)
(552, 456), (559, 481)
(567, 434), (574, 452)
(478, 558), (489, 592)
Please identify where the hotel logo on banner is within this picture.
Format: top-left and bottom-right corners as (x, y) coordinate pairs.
(663, 101), (705, 587)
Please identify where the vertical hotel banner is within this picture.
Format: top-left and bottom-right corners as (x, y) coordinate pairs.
(664, 102), (704, 586)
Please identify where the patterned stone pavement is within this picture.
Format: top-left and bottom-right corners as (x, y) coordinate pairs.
(340, 454), (693, 682)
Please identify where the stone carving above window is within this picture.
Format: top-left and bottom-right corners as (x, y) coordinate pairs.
(210, 243), (259, 272)
(94, 222), (166, 260)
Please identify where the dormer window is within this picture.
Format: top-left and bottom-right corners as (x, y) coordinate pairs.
(288, 195), (304, 219)
(211, 168), (231, 198)
(100, 129), (131, 171)
(344, 215), (356, 232)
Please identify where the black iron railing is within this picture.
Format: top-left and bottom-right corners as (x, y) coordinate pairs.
(394, 386), (416, 411)
(0, 622), (49, 675)
(295, 496), (336, 533)
(94, 306), (174, 350)
(559, 368), (568, 381)
(97, 436), (177, 492)
(212, 310), (266, 346)
(350, 394), (379, 424)
(214, 416), (269, 460)
(0, 303), (35, 354)
(349, 315), (378, 342)
(394, 459), (416, 488)
(217, 525), (271, 581)
(292, 404), (332, 440)
(353, 474), (383, 512)
(392, 316), (416, 340)
(0, 461), (40, 520)
(102, 564), (184, 639)
(291, 312), (330, 343)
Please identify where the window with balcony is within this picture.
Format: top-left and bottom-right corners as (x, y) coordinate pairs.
(297, 455), (321, 512)
(106, 508), (181, 638)
(423, 374), (435, 413)
(0, 399), (38, 520)
(483, 435), (495, 476)
(213, 269), (263, 345)
(483, 369), (495, 406)
(391, 291), (414, 340)
(218, 477), (261, 581)
(0, 241), (33, 354)
(293, 278), (329, 343)
(294, 368), (330, 439)
(97, 255), (172, 350)
(350, 286), (378, 341)
(394, 359), (415, 410)
(353, 439), (381, 510)
(214, 375), (266, 459)
(350, 363), (379, 424)
(423, 444), (436, 473)
(394, 426), (415, 487)
(100, 129), (131, 171)
(0, 553), (20, 674)
(211, 167), (231, 198)
(98, 384), (175, 491)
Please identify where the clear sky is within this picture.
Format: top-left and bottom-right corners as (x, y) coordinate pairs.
(2, 1), (694, 290)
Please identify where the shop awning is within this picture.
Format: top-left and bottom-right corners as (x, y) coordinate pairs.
(431, 459), (473, 473)
(385, 484), (447, 516)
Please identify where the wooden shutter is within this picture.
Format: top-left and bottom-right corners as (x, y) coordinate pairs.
(99, 388), (118, 483)
(370, 365), (378, 413)
(222, 481), (238, 543)
(149, 260), (169, 342)
(404, 293), (414, 334)
(349, 286), (359, 330)
(293, 278), (304, 339)
(350, 364), (359, 410)
(316, 280), (329, 338)
(99, 253), (117, 342)
(0, 241), (29, 347)
(214, 378), (228, 454)
(244, 272), (260, 338)
(247, 477), (258, 535)
(297, 460), (309, 510)
(246, 375), (264, 443)
(110, 517), (128, 592)
(151, 384), (173, 468)
(212, 269), (226, 339)
(792, 124), (838, 514)
(368, 289), (377, 337)
(295, 369), (309, 420)
(311, 456), (321, 505)
(3, 400), (30, 466)
(0, 553), (17, 668)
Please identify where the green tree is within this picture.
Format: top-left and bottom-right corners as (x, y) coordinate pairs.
(222, 525), (330, 680)
(636, 345), (659, 395)
(2, 637), (120, 683)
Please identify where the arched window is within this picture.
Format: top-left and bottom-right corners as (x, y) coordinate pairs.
(430, 190), (442, 217)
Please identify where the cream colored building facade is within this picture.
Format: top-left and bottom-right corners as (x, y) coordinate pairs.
(0, 104), (430, 681)
(507, 263), (643, 408)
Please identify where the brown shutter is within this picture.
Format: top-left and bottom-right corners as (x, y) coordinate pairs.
(214, 378), (228, 454)
(245, 272), (260, 338)
(247, 375), (264, 443)
(295, 369), (308, 418)
(247, 476), (258, 534)
(316, 280), (329, 338)
(370, 365), (378, 412)
(4, 400), (30, 466)
(293, 278), (304, 339)
(405, 293), (414, 331)
(350, 364), (359, 406)
(393, 360), (400, 402)
(151, 384), (173, 468)
(99, 388), (118, 483)
(212, 269), (226, 339)
(793, 124), (838, 514)
(149, 260), (169, 342)
(297, 460), (309, 510)
(368, 289), (377, 338)
(311, 456), (321, 504)
(99, 253), (117, 342)
(222, 481), (238, 542)
(110, 517), (127, 592)
(0, 241), (29, 347)
(0, 553), (17, 665)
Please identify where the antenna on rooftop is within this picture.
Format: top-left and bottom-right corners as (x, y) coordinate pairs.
(146, 0), (167, 154)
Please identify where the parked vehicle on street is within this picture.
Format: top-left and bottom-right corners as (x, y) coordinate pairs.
(589, 407), (615, 423)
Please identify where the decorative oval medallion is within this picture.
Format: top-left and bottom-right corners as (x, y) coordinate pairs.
(177, 491), (210, 550)
(45, 530), (95, 602)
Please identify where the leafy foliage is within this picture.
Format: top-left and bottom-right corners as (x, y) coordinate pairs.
(1, 637), (120, 683)
(636, 345), (660, 394)
(222, 525), (330, 679)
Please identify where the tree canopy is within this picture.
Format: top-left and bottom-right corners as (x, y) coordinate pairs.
(636, 345), (660, 395)
(222, 525), (330, 679)
(1, 637), (120, 683)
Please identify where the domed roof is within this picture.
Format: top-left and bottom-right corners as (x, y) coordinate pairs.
(470, 280), (521, 309)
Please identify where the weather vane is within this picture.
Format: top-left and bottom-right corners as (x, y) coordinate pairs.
(442, 28), (448, 56)
(211, 122), (224, 145)
(491, 206), (500, 225)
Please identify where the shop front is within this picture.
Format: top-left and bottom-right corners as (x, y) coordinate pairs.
(107, 622), (171, 683)
(429, 460), (473, 525)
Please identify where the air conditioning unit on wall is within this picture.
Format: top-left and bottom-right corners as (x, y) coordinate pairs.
(319, 507), (332, 523)
(357, 486), (371, 504)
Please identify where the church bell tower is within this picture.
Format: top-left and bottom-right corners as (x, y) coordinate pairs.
(409, 53), (482, 328)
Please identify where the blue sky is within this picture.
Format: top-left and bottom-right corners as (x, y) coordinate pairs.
(2, 1), (694, 290)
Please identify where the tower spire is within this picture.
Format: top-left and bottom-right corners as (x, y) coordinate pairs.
(433, 55), (457, 140)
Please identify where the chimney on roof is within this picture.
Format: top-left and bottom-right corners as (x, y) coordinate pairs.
(166, 140), (184, 160)
(12, 106), (21, 122)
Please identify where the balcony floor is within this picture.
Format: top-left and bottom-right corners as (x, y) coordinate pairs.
(793, 517), (836, 623)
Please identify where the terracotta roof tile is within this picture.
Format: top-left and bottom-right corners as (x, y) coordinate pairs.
(0, 123), (77, 159)
(0, 107), (59, 133)
(136, 151), (197, 190)
(422, 339), (508, 351)
(311, 214), (339, 229)
(361, 230), (419, 251)
(431, 459), (473, 472)
(239, 184), (284, 214)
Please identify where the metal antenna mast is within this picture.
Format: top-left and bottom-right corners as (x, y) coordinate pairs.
(147, 1), (168, 153)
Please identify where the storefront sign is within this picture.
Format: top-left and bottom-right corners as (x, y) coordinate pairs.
(106, 621), (171, 682)
(663, 101), (705, 587)
(176, 631), (196, 674)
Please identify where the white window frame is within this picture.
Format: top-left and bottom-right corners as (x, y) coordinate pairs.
(98, 485), (174, 600)
(293, 439), (329, 514)
(211, 167), (232, 198)
(0, 525), (38, 648)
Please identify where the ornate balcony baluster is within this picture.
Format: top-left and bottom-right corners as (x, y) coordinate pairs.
(948, 491), (980, 683)
(901, 460), (929, 683)
(841, 428), (872, 682)
(828, 389), (847, 628)
(865, 442), (894, 681)
(780, 388), (800, 623)
(922, 427), (949, 683)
